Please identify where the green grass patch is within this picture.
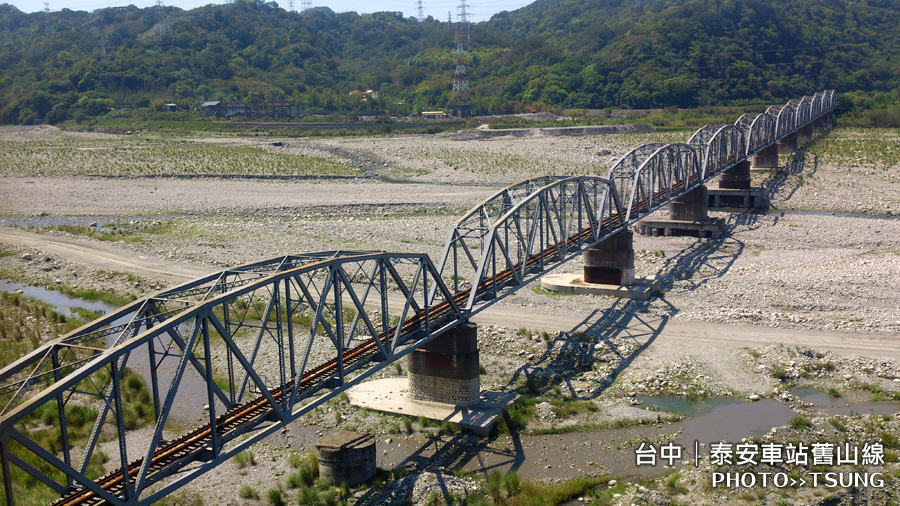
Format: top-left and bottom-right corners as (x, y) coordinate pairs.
(233, 450), (256, 468)
(495, 396), (538, 435)
(238, 485), (260, 500)
(504, 475), (613, 506)
(0, 135), (360, 177)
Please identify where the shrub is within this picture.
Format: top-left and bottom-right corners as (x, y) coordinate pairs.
(233, 451), (256, 468)
(266, 488), (284, 506)
(293, 451), (319, 487)
(238, 485), (259, 499)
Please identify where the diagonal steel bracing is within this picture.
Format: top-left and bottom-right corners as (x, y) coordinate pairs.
(0, 91), (835, 506)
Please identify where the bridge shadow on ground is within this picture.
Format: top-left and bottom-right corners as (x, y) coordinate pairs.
(353, 217), (759, 505)
(353, 148), (825, 504)
(760, 146), (818, 209)
(507, 208), (762, 402)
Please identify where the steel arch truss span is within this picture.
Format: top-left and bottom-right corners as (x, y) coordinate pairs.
(688, 124), (746, 178)
(0, 90), (838, 506)
(607, 143), (702, 223)
(433, 176), (624, 314)
(0, 252), (460, 506)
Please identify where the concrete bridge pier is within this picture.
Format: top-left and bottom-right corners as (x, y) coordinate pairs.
(348, 322), (513, 436)
(407, 322), (480, 406)
(540, 229), (659, 299)
(316, 431), (376, 486)
(798, 124), (813, 142)
(812, 117), (825, 135)
(824, 111), (835, 130)
(718, 160), (751, 190)
(583, 229), (635, 286)
(708, 160), (763, 209)
(668, 184), (708, 221)
(777, 132), (798, 156)
(751, 144), (779, 170)
(636, 185), (723, 238)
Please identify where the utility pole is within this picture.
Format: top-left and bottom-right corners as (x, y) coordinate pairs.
(416, 0), (423, 22)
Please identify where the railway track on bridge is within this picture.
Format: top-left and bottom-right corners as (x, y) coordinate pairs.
(0, 91), (835, 506)
(50, 167), (700, 506)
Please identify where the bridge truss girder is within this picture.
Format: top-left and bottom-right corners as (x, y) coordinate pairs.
(0, 252), (460, 506)
(433, 176), (625, 314)
(0, 90), (837, 506)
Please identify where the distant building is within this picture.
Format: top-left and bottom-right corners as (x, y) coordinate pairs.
(165, 103), (178, 112)
(200, 101), (223, 116)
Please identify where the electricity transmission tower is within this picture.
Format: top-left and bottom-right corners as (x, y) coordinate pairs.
(301, 0), (312, 11)
(42, 3), (50, 32)
(450, 0), (471, 117)
(416, 0), (424, 22)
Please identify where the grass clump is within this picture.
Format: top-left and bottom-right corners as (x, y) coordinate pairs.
(880, 432), (900, 449)
(789, 416), (813, 430)
(549, 398), (598, 418)
(502, 475), (612, 506)
(233, 450), (256, 468)
(289, 451), (319, 487)
(495, 397), (537, 435)
(266, 488), (285, 506)
(769, 365), (791, 382)
(665, 473), (689, 495)
(238, 485), (259, 499)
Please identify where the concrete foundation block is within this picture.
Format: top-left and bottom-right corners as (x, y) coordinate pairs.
(316, 431), (376, 486)
(637, 217), (725, 239)
(777, 133), (798, 156)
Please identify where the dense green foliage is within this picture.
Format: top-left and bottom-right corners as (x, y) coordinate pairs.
(1, 0), (899, 124)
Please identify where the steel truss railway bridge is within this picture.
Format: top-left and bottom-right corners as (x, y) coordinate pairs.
(0, 91), (835, 506)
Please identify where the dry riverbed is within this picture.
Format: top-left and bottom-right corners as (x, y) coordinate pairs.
(1, 124), (900, 505)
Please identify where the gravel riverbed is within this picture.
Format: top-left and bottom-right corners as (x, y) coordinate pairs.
(1, 124), (899, 505)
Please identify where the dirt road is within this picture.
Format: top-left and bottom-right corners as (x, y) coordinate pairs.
(3, 225), (897, 362)
(0, 225), (208, 283)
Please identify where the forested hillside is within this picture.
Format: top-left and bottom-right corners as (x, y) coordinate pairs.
(0, 0), (898, 124)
